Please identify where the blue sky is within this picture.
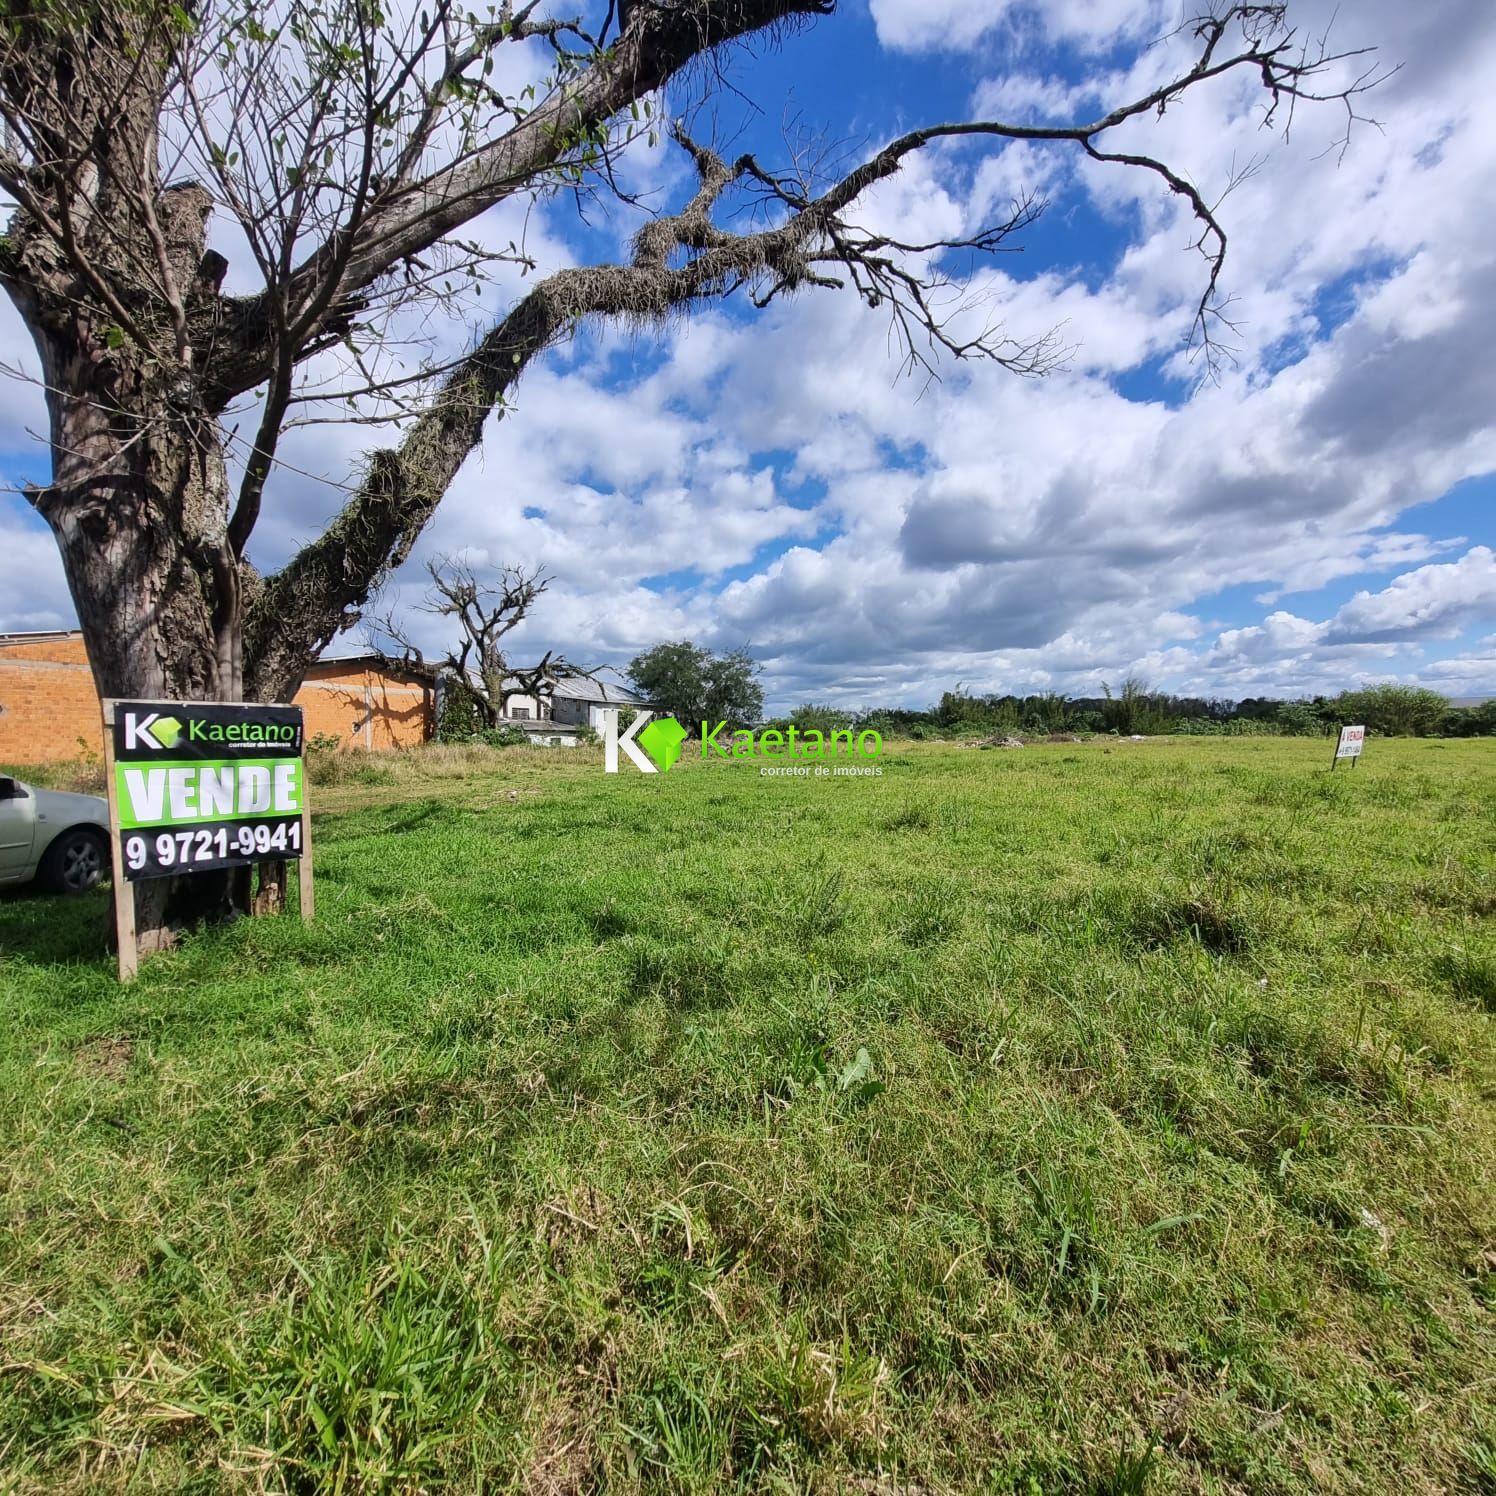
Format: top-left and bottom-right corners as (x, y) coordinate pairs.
(1, 0), (1493, 710)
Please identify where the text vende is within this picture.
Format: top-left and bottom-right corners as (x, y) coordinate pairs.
(118, 760), (303, 828)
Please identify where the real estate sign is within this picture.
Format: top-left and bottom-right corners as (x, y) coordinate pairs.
(109, 702), (306, 880)
(1333, 724), (1366, 767)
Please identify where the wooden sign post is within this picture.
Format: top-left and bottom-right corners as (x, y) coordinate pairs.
(99, 702), (138, 981)
(101, 699), (311, 981)
(1331, 724), (1366, 771)
(299, 790), (315, 923)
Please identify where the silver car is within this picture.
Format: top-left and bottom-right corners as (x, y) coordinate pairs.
(0, 775), (112, 894)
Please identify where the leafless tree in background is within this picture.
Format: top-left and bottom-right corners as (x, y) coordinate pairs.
(369, 556), (593, 726)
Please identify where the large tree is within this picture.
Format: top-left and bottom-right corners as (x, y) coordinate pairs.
(629, 640), (764, 729)
(0, 0), (1377, 934)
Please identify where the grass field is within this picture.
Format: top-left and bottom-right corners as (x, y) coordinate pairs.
(1, 737), (1493, 1493)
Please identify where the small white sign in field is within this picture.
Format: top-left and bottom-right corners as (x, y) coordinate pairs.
(1333, 724), (1366, 769)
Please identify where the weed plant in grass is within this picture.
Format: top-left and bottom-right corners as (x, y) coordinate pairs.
(1, 738), (1492, 1492)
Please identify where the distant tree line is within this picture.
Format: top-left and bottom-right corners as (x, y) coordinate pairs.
(785, 681), (1494, 741)
(617, 643), (1490, 741)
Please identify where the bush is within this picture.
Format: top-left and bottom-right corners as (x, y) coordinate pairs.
(1435, 702), (1496, 738)
(1274, 702), (1325, 737)
(473, 724), (530, 749)
(935, 689), (1021, 734)
(1020, 691), (1074, 734)
(1171, 717), (1282, 737)
(790, 702), (853, 735)
(1101, 677), (1171, 735)
(1331, 683), (1448, 738)
(306, 753), (394, 787)
(436, 677), (483, 742)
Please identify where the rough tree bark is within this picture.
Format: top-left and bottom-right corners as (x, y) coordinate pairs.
(5, 41), (232, 699)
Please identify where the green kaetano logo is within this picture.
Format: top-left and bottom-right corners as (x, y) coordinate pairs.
(603, 710), (882, 775)
(148, 716), (183, 749)
(637, 716), (687, 772)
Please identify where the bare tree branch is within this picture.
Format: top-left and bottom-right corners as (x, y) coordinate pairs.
(200, 0), (838, 405)
(364, 556), (594, 727)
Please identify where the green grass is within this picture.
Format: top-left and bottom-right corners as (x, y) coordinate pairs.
(1, 737), (1492, 1493)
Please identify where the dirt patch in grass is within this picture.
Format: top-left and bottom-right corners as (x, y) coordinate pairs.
(524, 1377), (606, 1495)
(74, 1036), (133, 1081)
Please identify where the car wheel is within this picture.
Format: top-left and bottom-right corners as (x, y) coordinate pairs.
(39, 827), (109, 894)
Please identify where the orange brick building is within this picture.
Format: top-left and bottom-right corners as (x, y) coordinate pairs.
(0, 631), (435, 763)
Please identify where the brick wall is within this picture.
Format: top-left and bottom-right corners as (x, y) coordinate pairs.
(0, 634), (104, 762)
(0, 636), (434, 763)
(297, 665), (435, 750)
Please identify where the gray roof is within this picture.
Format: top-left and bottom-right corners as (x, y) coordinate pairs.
(547, 677), (649, 705)
(0, 629), (83, 644)
(503, 719), (584, 735)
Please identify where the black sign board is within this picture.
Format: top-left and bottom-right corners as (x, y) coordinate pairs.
(101, 699), (314, 979)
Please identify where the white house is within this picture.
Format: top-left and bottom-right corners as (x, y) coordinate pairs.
(547, 677), (652, 730)
(490, 676), (652, 747)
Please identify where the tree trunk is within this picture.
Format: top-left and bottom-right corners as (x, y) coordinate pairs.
(27, 328), (252, 949)
(0, 16), (270, 951)
(38, 399), (231, 705)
